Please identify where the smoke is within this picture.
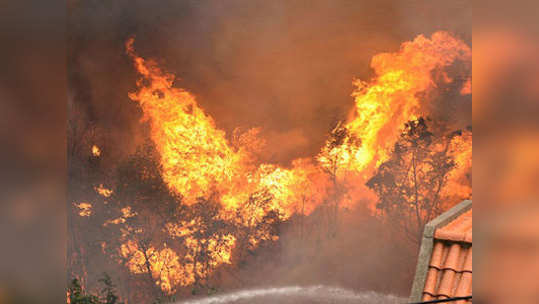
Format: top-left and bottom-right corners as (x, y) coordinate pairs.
(68, 0), (471, 165)
(215, 204), (417, 296)
(418, 58), (472, 133)
(0, 1), (66, 303)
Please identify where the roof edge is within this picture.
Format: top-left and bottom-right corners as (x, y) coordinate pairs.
(424, 200), (472, 238)
(408, 200), (472, 302)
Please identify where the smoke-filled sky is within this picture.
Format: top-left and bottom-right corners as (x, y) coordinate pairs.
(68, 0), (471, 165)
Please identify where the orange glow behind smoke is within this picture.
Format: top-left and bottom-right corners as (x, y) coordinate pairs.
(116, 31), (472, 293)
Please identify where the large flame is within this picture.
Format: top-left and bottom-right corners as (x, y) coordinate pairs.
(320, 31), (472, 178)
(126, 39), (246, 203)
(126, 38), (328, 219)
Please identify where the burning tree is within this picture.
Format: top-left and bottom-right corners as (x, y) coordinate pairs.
(101, 141), (281, 298)
(104, 142), (186, 298)
(233, 190), (280, 258)
(366, 118), (461, 244)
(317, 121), (361, 238)
(181, 194), (236, 292)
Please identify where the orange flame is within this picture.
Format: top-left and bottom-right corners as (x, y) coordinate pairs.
(126, 38), (325, 219)
(324, 31), (472, 178)
(444, 130), (473, 200)
(95, 184), (113, 197)
(74, 202), (92, 217)
(126, 39), (245, 204)
(91, 145), (101, 157)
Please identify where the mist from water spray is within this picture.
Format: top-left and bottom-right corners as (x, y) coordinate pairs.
(176, 285), (405, 304)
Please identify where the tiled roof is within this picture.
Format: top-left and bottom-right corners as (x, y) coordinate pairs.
(422, 209), (472, 303)
(434, 209), (472, 243)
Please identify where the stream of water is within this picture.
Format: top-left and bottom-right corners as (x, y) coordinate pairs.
(176, 285), (405, 304)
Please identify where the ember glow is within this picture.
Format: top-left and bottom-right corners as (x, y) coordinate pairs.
(75, 202), (92, 217)
(91, 145), (101, 157)
(95, 184), (113, 197)
(77, 31), (471, 296)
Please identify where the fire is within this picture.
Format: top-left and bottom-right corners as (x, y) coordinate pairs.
(91, 145), (101, 157)
(324, 32), (471, 178)
(119, 222), (236, 292)
(126, 38), (326, 219)
(443, 130), (473, 200)
(75, 202), (92, 217)
(461, 77), (472, 95)
(120, 235), (236, 294)
(120, 240), (193, 292)
(95, 184), (113, 197)
(104, 206), (135, 226)
(116, 31), (472, 294)
(126, 38), (245, 204)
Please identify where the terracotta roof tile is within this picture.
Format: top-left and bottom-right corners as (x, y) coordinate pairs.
(422, 242), (472, 301)
(443, 243), (462, 271)
(423, 267), (439, 295)
(437, 294), (449, 300)
(421, 209), (472, 302)
(438, 268), (456, 297)
(435, 209), (472, 243)
(422, 293), (434, 301)
(429, 241), (445, 269)
(455, 271), (472, 297)
(463, 247), (472, 272)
